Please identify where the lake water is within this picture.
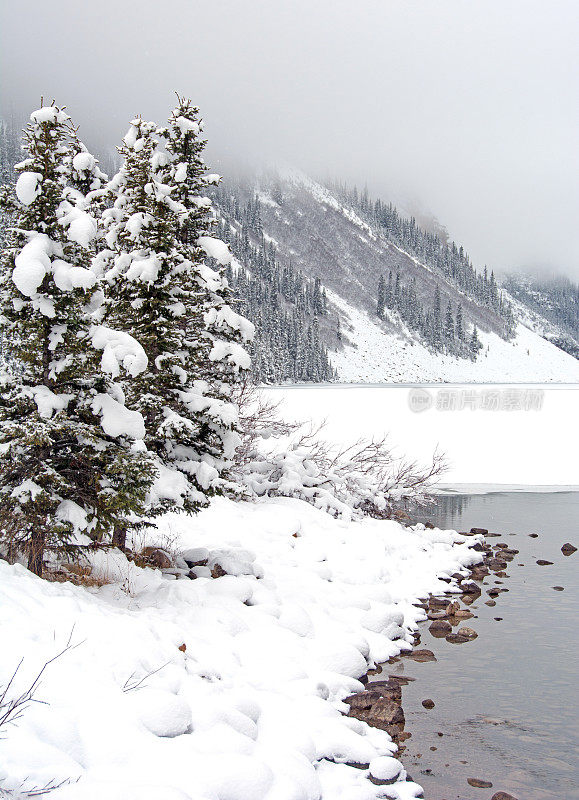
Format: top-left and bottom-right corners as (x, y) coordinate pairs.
(370, 491), (579, 800)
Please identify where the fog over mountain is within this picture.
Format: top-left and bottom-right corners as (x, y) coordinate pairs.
(1, 0), (578, 279)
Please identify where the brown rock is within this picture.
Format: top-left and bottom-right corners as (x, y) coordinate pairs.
(344, 691), (382, 710)
(491, 792), (519, 800)
(408, 649), (437, 663)
(445, 633), (469, 644)
(561, 542), (577, 555)
(460, 581), (481, 595)
(457, 626), (478, 639)
(429, 619), (452, 637)
(487, 588), (500, 597)
(467, 777), (493, 788)
(485, 600), (496, 606)
(536, 559), (553, 566)
(430, 596), (451, 608)
(370, 697), (405, 725)
(140, 546), (173, 570)
(421, 698), (435, 709)
(470, 566), (489, 579)
(552, 586), (565, 591)
(529, 533), (539, 538)
(368, 679), (402, 700)
(388, 674), (416, 684)
(488, 558), (508, 570)
(211, 563), (228, 578)
(470, 527), (488, 535)
(178, 643), (187, 652)
(461, 593), (477, 605)
(494, 617), (503, 621)
(451, 608), (474, 620)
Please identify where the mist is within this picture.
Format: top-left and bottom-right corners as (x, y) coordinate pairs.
(1, 0), (578, 280)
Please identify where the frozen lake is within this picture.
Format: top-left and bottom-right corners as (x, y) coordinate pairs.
(267, 384), (579, 487)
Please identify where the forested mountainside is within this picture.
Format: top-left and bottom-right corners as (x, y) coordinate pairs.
(503, 274), (579, 359)
(212, 193), (336, 383)
(214, 171), (517, 365)
(1, 117), (578, 382)
(212, 169), (579, 381)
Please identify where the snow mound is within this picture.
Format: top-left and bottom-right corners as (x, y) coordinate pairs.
(127, 687), (192, 737)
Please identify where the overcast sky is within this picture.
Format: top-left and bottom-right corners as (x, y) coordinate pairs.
(1, 0), (578, 279)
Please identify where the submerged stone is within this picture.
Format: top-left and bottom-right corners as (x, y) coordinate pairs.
(467, 777), (493, 788)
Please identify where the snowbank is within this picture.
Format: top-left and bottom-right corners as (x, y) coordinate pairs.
(0, 496), (481, 800)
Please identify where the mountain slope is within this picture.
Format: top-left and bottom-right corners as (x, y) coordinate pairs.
(329, 289), (579, 383)
(215, 169), (579, 383)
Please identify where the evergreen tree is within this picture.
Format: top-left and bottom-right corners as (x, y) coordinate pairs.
(469, 325), (482, 360)
(455, 302), (464, 342)
(376, 274), (385, 318)
(444, 301), (454, 344)
(432, 285), (442, 349)
(0, 105), (154, 575)
(99, 102), (253, 521)
(211, 183), (336, 384)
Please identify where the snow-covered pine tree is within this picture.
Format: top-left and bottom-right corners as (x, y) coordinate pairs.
(99, 100), (253, 520)
(159, 96), (253, 393)
(469, 324), (482, 360)
(444, 301), (454, 346)
(0, 105), (154, 576)
(376, 275), (385, 318)
(455, 302), (464, 342)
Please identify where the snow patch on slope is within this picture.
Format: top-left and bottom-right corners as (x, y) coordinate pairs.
(329, 291), (579, 383)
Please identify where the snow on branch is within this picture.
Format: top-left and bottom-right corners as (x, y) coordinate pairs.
(90, 325), (148, 378)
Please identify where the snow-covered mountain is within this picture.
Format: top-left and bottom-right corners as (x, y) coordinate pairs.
(214, 170), (579, 383)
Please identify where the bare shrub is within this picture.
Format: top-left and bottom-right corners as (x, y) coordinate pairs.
(231, 380), (446, 520)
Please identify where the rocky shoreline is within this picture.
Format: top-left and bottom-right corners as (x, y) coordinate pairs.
(342, 526), (521, 799)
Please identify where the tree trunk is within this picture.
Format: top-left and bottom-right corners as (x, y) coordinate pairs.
(112, 522), (127, 551)
(28, 527), (45, 577)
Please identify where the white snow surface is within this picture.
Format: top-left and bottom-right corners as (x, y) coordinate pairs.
(26, 385), (74, 419)
(15, 171), (42, 206)
(0, 497), (481, 800)
(91, 325), (148, 379)
(12, 234), (52, 298)
(205, 305), (256, 343)
(198, 236), (233, 265)
(91, 393), (145, 440)
(329, 291), (579, 384)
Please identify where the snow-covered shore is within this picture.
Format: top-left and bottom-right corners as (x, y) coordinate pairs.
(0, 496), (482, 800)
